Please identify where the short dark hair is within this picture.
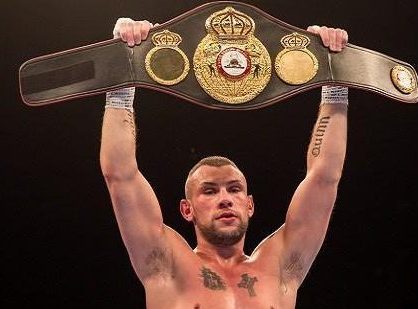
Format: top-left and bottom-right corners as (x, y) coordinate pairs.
(187, 156), (238, 178)
(185, 156), (240, 198)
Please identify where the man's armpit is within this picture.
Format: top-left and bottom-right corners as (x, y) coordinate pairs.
(143, 246), (175, 279)
(282, 252), (305, 282)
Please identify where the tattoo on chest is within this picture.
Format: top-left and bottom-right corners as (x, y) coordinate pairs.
(237, 273), (258, 297)
(200, 267), (226, 290)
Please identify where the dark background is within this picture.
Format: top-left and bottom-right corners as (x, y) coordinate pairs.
(2, 0), (418, 308)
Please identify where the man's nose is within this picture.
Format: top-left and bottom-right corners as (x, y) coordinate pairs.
(218, 189), (233, 208)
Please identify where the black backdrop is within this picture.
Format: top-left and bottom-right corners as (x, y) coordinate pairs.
(2, 0), (418, 308)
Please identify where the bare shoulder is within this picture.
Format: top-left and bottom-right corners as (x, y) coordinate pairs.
(140, 225), (196, 282)
(250, 225), (285, 262)
(250, 225), (311, 287)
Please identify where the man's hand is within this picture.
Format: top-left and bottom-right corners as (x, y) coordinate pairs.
(307, 25), (348, 52)
(112, 20), (348, 51)
(112, 18), (155, 47)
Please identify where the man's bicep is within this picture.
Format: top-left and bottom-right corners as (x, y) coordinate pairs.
(107, 170), (164, 230)
(281, 177), (337, 280)
(106, 171), (170, 277)
(256, 177), (337, 285)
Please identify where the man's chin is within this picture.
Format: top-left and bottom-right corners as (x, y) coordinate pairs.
(215, 226), (241, 236)
(198, 222), (247, 246)
(215, 218), (240, 227)
(210, 233), (244, 247)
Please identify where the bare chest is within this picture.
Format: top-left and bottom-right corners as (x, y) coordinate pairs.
(196, 265), (266, 297)
(146, 262), (296, 309)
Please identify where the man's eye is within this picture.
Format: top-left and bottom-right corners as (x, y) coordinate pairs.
(203, 189), (215, 194)
(229, 186), (242, 193)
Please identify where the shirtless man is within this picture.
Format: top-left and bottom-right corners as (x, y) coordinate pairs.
(100, 19), (348, 308)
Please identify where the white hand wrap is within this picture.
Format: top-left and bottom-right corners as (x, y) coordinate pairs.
(105, 18), (137, 112)
(321, 85), (348, 105)
(105, 87), (135, 112)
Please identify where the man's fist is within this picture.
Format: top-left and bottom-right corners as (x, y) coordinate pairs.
(113, 18), (154, 47)
(307, 25), (348, 52)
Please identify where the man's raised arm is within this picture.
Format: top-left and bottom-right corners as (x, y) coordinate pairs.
(100, 19), (171, 281)
(278, 85), (348, 283)
(253, 26), (349, 290)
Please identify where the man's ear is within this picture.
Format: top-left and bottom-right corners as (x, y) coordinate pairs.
(247, 195), (255, 218)
(180, 199), (194, 222)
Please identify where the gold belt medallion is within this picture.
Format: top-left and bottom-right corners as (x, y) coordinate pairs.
(275, 32), (318, 85)
(145, 30), (190, 85)
(193, 7), (271, 104)
(390, 65), (417, 94)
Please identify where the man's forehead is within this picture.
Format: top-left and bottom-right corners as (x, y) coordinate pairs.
(191, 165), (246, 184)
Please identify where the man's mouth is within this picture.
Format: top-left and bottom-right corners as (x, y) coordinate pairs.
(216, 212), (238, 220)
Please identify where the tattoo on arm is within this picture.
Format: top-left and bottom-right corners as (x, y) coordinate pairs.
(311, 116), (330, 157)
(200, 267), (226, 290)
(123, 110), (136, 139)
(237, 273), (258, 297)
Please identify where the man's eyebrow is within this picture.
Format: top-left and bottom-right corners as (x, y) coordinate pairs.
(227, 180), (243, 185)
(200, 180), (243, 186)
(201, 182), (218, 187)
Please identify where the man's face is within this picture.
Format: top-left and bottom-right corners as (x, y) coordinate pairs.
(185, 165), (254, 246)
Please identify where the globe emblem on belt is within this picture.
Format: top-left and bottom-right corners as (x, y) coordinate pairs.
(217, 47), (251, 80)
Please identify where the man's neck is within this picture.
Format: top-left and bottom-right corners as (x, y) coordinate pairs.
(193, 242), (248, 266)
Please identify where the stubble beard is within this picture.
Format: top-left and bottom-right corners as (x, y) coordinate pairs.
(196, 216), (248, 247)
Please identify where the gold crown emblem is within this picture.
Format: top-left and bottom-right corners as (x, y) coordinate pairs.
(281, 32), (310, 49)
(205, 7), (255, 40)
(152, 30), (182, 46)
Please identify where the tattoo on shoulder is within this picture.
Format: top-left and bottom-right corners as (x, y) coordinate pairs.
(144, 247), (173, 278)
(311, 116), (330, 157)
(200, 267), (226, 291)
(237, 273), (258, 297)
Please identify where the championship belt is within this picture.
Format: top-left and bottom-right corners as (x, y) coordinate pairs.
(19, 1), (418, 110)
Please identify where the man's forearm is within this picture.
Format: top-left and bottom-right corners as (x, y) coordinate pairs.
(306, 91), (348, 181)
(100, 108), (138, 179)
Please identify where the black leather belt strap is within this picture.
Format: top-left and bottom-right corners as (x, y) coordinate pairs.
(19, 1), (418, 110)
